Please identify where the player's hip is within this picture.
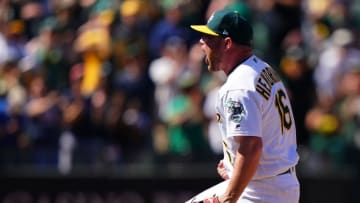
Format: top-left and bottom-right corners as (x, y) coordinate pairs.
(239, 172), (300, 203)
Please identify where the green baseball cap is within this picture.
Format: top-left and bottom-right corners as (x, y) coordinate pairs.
(191, 9), (253, 46)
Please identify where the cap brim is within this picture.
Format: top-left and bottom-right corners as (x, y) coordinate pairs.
(190, 25), (219, 36)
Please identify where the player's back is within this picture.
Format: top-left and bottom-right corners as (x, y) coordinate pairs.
(217, 55), (299, 180)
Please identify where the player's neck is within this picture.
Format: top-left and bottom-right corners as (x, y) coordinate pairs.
(224, 48), (253, 75)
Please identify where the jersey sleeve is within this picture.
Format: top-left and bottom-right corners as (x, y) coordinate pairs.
(222, 89), (262, 138)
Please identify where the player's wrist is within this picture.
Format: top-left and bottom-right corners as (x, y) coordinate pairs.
(218, 192), (238, 203)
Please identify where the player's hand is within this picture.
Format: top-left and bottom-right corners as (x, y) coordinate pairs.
(217, 160), (229, 180)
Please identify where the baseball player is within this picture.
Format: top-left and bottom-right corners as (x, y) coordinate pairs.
(187, 9), (300, 203)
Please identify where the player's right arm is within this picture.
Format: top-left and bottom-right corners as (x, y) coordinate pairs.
(219, 135), (262, 203)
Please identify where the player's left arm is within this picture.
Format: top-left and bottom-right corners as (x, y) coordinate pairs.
(219, 135), (262, 203)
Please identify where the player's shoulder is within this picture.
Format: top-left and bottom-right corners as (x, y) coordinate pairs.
(225, 55), (266, 90)
(242, 55), (269, 72)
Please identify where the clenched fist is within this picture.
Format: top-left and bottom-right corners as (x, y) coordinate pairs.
(217, 160), (229, 180)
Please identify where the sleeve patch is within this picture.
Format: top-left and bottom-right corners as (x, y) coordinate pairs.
(225, 98), (246, 123)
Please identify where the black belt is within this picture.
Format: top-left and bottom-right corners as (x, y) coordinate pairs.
(277, 167), (294, 176)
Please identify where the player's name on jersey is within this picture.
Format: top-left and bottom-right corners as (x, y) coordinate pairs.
(255, 67), (280, 100)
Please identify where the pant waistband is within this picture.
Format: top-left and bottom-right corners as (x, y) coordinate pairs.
(277, 166), (295, 176)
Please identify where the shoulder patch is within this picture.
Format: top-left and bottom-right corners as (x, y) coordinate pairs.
(225, 98), (245, 123)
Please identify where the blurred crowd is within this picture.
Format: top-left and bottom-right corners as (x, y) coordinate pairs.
(1, 0), (360, 174)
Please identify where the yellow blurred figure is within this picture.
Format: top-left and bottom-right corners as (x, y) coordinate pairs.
(74, 10), (112, 96)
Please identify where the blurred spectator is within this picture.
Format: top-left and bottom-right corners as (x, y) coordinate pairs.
(109, 1), (155, 161)
(24, 16), (75, 91)
(111, 0), (150, 70)
(337, 61), (360, 166)
(149, 36), (211, 161)
(149, 36), (190, 159)
(280, 46), (316, 145)
(148, 0), (193, 59)
(313, 28), (357, 99)
(254, 0), (303, 68)
(23, 73), (62, 164)
(20, 1), (44, 39)
(74, 7), (112, 96)
(163, 74), (209, 161)
(0, 60), (27, 164)
(149, 37), (188, 122)
(2, 19), (27, 62)
(111, 0), (154, 116)
(60, 64), (89, 139)
(58, 63), (92, 165)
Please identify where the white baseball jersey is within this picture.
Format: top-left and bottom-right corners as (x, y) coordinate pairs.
(215, 55), (299, 180)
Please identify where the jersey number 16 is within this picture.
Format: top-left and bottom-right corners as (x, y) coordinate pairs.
(274, 89), (292, 135)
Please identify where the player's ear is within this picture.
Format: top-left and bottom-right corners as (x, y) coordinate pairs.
(224, 37), (232, 49)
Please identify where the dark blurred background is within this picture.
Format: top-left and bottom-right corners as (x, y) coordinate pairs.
(0, 0), (360, 202)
